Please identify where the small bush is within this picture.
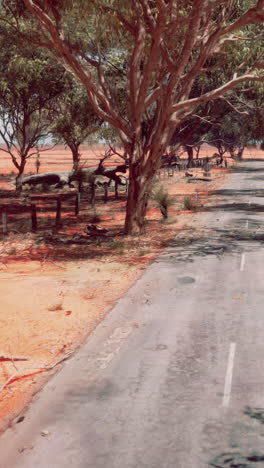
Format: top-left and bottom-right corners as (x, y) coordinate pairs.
(160, 217), (177, 225)
(89, 209), (101, 223)
(183, 196), (197, 211)
(152, 186), (173, 219)
(138, 247), (152, 256)
(110, 240), (124, 250)
(109, 240), (125, 255)
(247, 143), (257, 149)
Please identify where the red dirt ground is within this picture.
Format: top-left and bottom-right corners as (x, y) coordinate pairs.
(0, 145), (263, 434)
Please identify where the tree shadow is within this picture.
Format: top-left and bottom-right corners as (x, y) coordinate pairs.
(249, 175), (264, 182)
(211, 189), (264, 197)
(240, 158), (264, 162)
(203, 202), (264, 213)
(230, 166), (264, 174)
(155, 216), (264, 264)
(209, 407), (264, 467)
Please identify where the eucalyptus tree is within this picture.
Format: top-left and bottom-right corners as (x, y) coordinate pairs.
(51, 86), (103, 172)
(0, 20), (67, 187)
(2, 0), (264, 230)
(206, 98), (264, 160)
(169, 106), (213, 166)
(197, 76), (264, 160)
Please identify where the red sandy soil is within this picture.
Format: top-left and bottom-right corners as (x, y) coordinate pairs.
(0, 145), (263, 434)
(0, 144), (123, 177)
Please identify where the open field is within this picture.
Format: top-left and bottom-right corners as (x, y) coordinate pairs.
(0, 143), (262, 179)
(0, 145), (123, 177)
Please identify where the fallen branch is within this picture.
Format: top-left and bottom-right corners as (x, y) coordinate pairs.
(0, 356), (28, 362)
(0, 351), (73, 392)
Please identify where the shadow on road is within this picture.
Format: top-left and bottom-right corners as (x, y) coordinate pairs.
(209, 407), (264, 467)
(156, 230), (238, 264)
(157, 183), (264, 263)
(230, 166), (264, 174)
(249, 175), (264, 182)
(203, 202), (264, 213)
(211, 189), (264, 197)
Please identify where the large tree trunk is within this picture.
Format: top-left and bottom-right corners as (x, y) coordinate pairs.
(195, 145), (201, 159)
(237, 146), (245, 160)
(124, 161), (154, 235)
(218, 150), (224, 164)
(70, 144), (81, 172)
(15, 159), (26, 191)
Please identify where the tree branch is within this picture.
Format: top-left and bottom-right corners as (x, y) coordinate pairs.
(172, 74), (264, 113)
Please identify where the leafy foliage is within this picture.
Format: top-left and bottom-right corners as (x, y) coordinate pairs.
(0, 19), (67, 180)
(1, 1), (263, 230)
(152, 185), (173, 219)
(51, 85), (103, 169)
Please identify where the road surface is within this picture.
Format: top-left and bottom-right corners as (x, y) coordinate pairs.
(1, 160), (264, 468)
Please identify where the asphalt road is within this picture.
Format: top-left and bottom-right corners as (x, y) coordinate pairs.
(1, 160), (264, 468)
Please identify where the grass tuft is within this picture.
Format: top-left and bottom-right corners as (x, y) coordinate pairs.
(152, 186), (173, 219)
(183, 196), (198, 211)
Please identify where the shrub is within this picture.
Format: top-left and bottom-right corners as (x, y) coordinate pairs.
(138, 247), (152, 256)
(152, 186), (173, 219)
(89, 209), (101, 223)
(110, 240), (123, 250)
(183, 196), (197, 211)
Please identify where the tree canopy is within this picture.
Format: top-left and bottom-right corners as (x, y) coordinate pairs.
(1, 0), (263, 231)
(51, 85), (103, 171)
(0, 18), (67, 184)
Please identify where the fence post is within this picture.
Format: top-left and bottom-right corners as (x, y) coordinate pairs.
(56, 198), (62, 226)
(2, 212), (7, 235)
(104, 184), (108, 203)
(31, 204), (37, 231)
(91, 184), (95, 208)
(115, 181), (119, 199)
(75, 192), (81, 215)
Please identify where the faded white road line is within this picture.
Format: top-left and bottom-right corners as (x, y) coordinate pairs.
(245, 220), (249, 229)
(240, 253), (246, 271)
(222, 342), (236, 408)
(96, 325), (134, 370)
